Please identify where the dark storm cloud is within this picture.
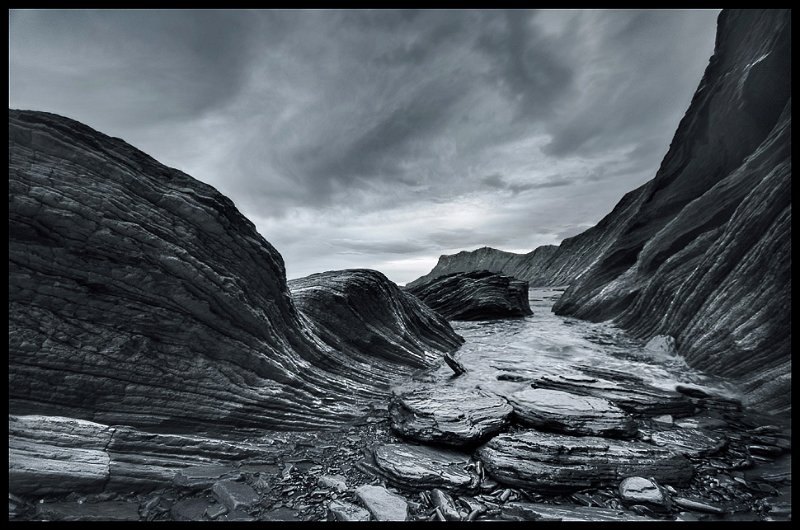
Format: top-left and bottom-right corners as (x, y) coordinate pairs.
(9, 9), (720, 283)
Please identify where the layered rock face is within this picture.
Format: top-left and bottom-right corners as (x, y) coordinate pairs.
(406, 270), (533, 320)
(409, 9), (791, 414)
(289, 269), (463, 378)
(553, 9), (791, 414)
(8, 110), (461, 431)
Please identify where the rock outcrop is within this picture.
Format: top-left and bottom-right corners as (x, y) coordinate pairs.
(477, 430), (694, 493)
(8, 109), (462, 431)
(289, 269), (463, 377)
(405, 270), (532, 320)
(389, 386), (513, 446)
(552, 8), (791, 416)
(408, 9), (791, 415)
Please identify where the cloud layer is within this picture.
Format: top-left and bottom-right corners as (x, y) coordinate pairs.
(10, 9), (720, 284)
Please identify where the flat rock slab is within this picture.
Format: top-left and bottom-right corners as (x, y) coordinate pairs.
(35, 501), (140, 521)
(532, 372), (695, 417)
(355, 484), (409, 521)
(171, 498), (212, 521)
(212, 480), (260, 512)
(328, 500), (372, 521)
(173, 465), (242, 490)
(619, 477), (667, 507)
(500, 502), (656, 521)
(649, 429), (728, 457)
(477, 430), (694, 493)
(373, 443), (480, 493)
(389, 386), (512, 446)
(508, 388), (637, 438)
(9, 415), (113, 496)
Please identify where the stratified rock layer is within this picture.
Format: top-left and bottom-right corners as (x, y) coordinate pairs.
(372, 443), (480, 493)
(289, 269), (463, 377)
(551, 9), (791, 415)
(8, 110), (460, 430)
(409, 10), (791, 415)
(477, 430), (694, 493)
(389, 386), (512, 446)
(406, 270), (532, 320)
(507, 388), (637, 438)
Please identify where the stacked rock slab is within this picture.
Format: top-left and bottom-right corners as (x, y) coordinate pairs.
(372, 443), (480, 493)
(477, 430), (694, 493)
(405, 270), (532, 320)
(507, 388), (637, 438)
(389, 386), (513, 445)
(9, 109), (462, 431)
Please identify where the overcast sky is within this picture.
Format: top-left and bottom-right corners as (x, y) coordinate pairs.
(9, 9), (720, 284)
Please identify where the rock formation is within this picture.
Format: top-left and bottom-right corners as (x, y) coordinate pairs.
(477, 430), (694, 493)
(409, 9), (791, 415)
(388, 386), (513, 446)
(8, 109), (461, 431)
(289, 269), (463, 376)
(405, 270), (532, 320)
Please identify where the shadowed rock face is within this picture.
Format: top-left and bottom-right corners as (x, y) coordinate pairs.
(408, 9), (791, 415)
(552, 9), (791, 414)
(8, 110), (461, 431)
(406, 270), (533, 321)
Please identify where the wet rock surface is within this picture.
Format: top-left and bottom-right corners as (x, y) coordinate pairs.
(372, 443), (480, 493)
(355, 485), (409, 521)
(508, 387), (637, 438)
(406, 270), (533, 320)
(478, 430), (695, 492)
(389, 386), (512, 445)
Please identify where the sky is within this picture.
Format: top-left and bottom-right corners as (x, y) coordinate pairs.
(9, 9), (720, 284)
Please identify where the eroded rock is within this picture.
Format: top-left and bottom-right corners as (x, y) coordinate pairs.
(389, 386), (512, 445)
(649, 428), (728, 458)
(508, 388), (637, 438)
(478, 430), (694, 493)
(406, 270), (533, 320)
(619, 477), (668, 508)
(372, 443), (480, 493)
(212, 480), (260, 512)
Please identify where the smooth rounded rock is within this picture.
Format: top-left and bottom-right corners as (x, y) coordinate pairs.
(508, 388), (637, 438)
(619, 477), (666, 507)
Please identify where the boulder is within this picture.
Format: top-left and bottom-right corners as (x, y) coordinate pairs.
(389, 386), (512, 445)
(477, 430), (694, 493)
(317, 475), (347, 493)
(507, 388), (637, 438)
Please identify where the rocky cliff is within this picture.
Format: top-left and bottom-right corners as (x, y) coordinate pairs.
(554, 9), (791, 415)
(8, 109), (461, 431)
(408, 9), (791, 414)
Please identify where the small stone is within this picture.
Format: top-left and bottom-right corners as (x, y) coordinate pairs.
(673, 497), (725, 514)
(430, 489), (462, 521)
(619, 477), (666, 507)
(653, 415), (673, 425)
(205, 503), (228, 519)
(212, 480), (260, 512)
(171, 498), (211, 521)
(318, 474), (347, 492)
(355, 485), (409, 521)
(327, 500), (371, 522)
